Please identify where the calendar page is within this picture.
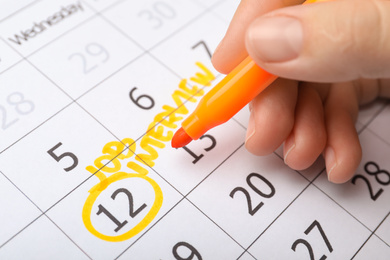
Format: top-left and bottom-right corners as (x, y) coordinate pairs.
(0, 0), (389, 259)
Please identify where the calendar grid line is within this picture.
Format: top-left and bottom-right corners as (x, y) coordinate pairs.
(79, 0), (128, 17)
(42, 20), (237, 254)
(88, 1), (206, 56)
(374, 212), (390, 247)
(114, 197), (187, 259)
(351, 211), (390, 259)
(2, 0), (228, 159)
(184, 143), (245, 197)
(0, 0), (42, 24)
(2, 68), (229, 256)
(0, 0), (148, 156)
(0, 52), (23, 77)
(185, 197), (250, 255)
(93, 0), (214, 68)
(0, 213), (42, 250)
(0, 170), (48, 250)
(194, 0), (227, 10)
(0, 173), (53, 249)
(313, 181), (377, 233)
(0, 37), (25, 76)
(209, 0), (240, 24)
(0, 14), (101, 108)
(2, 9), (96, 61)
(179, 144), (259, 253)
(0, 101), (74, 155)
(144, 5), (217, 53)
(43, 214), (94, 260)
(357, 100), (389, 135)
(25, 58), (76, 100)
(114, 143), (249, 256)
(73, 52), (147, 103)
(76, 64), (222, 151)
(113, 141), (251, 257)
(0, 173), (41, 212)
(232, 117), (247, 131)
(146, 16), (210, 53)
(76, 2), (149, 54)
(76, 96), (248, 257)
(0, 115), (143, 248)
(366, 123), (390, 147)
(0, 157), (110, 249)
(244, 178), (314, 254)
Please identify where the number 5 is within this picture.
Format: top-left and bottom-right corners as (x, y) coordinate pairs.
(47, 142), (79, 172)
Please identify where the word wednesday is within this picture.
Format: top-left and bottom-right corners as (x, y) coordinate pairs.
(8, 1), (84, 46)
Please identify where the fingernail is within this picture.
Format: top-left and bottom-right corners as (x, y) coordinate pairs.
(283, 135), (295, 165)
(324, 147), (337, 182)
(247, 16), (303, 62)
(245, 109), (256, 144)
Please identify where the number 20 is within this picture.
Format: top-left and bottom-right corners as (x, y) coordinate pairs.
(230, 172), (275, 215)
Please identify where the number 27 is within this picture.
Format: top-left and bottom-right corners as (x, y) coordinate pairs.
(291, 220), (333, 260)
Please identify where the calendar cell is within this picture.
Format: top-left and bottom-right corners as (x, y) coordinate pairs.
(356, 100), (388, 132)
(82, 0), (124, 13)
(354, 235), (390, 260)
(356, 120), (364, 132)
(188, 146), (308, 247)
(0, 215), (88, 259)
(0, 172), (41, 246)
(0, 38), (22, 74)
(0, 0), (94, 56)
(233, 104), (250, 130)
(376, 213), (390, 245)
(120, 199), (243, 259)
(357, 100), (387, 128)
(0, 0), (35, 21)
(315, 129), (390, 231)
(0, 61), (70, 152)
(103, 0), (203, 49)
(46, 167), (182, 259)
(79, 54), (184, 140)
(152, 118), (245, 195)
(29, 16), (143, 99)
(192, 0), (221, 9)
(237, 252), (257, 260)
(367, 103), (390, 145)
(249, 185), (370, 259)
(151, 13), (226, 79)
(0, 103), (120, 211)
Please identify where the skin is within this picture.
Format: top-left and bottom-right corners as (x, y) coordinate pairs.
(212, 0), (390, 183)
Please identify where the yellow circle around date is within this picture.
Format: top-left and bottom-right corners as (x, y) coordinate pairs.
(82, 171), (163, 242)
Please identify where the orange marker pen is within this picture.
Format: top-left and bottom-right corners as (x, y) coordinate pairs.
(171, 0), (322, 148)
(171, 56), (277, 148)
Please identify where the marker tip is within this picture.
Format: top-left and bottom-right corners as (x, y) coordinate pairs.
(171, 127), (193, 148)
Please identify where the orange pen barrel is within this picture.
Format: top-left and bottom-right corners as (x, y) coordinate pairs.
(182, 56), (277, 140)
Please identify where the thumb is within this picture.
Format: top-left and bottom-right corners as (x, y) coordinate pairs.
(245, 0), (390, 82)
